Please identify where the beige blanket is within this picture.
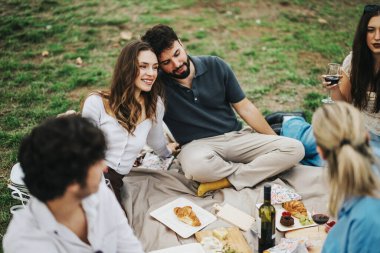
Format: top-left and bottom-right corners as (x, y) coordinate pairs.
(122, 164), (328, 252)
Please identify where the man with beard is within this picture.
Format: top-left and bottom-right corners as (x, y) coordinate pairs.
(3, 115), (144, 253)
(142, 25), (304, 196)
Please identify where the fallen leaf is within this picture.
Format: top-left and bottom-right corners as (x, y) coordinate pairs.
(57, 110), (77, 118)
(318, 18), (328, 24)
(76, 57), (83, 66)
(120, 31), (133, 41)
(41, 50), (49, 57)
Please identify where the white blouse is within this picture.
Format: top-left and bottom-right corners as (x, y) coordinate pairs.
(82, 95), (171, 175)
(342, 53), (380, 135)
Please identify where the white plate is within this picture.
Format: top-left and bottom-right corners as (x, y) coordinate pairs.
(276, 206), (317, 232)
(150, 197), (217, 238)
(256, 203), (317, 232)
(149, 243), (206, 253)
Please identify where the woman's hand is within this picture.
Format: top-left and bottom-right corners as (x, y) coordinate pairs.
(321, 75), (342, 90)
(167, 142), (181, 156)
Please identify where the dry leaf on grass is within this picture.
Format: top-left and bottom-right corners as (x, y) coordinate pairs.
(57, 110), (78, 118)
(75, 57), (83, 66)
(120, 31), (133, 41)
(318, 18), (328, 24)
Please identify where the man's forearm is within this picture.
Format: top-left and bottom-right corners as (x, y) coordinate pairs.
(233, 98), (276, 135)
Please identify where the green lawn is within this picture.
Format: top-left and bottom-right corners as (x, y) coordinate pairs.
(0, 0), (363, 247)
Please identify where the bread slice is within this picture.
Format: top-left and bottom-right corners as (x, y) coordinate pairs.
(174, 206), (201, 226)
(282, 200), (308, 218)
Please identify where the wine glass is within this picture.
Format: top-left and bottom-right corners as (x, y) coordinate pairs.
(311, 205), (330, 232)
(321, 63), (342, 104)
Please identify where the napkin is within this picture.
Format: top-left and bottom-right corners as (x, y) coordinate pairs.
(271, 184), (302, 204)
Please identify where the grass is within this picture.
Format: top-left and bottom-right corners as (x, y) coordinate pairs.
(0, 0), (364, 248)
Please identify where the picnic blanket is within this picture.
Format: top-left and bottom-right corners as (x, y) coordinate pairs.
(122, 164), (328, 252)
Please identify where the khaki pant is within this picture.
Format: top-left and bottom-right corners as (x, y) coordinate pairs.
(178, 127), (305, 190)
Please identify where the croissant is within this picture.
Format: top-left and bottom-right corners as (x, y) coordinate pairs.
(174, 206), (201, 226)
(282, 200), (308, 218)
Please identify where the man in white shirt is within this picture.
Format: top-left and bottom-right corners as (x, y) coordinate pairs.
(3, 115), (144, 253)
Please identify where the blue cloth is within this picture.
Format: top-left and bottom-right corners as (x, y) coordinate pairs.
(281, 117), (323, 167)
(281, 117), (380, 166)
(322, 197), (380, 253)
(369, 131), (380, 159)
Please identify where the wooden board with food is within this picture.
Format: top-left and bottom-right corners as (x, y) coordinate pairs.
(195, 227), (252, 253)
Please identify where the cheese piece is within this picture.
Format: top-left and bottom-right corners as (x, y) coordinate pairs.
(200, 236), (223, 253)
(212, 227), (228, 241)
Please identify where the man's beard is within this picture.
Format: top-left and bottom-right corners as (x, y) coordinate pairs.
(168, 57), (191, 79)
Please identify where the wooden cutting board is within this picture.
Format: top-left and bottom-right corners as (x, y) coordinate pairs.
(195, 227), (251, 253)
(285, 226), (327, 253)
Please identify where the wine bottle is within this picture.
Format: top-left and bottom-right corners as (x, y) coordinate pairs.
(258, 184), (276, 253)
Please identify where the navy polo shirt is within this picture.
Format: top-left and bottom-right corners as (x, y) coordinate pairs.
(160, 55), (245, 145)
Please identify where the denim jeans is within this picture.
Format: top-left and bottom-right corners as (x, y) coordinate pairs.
(281, 117), (380, 167)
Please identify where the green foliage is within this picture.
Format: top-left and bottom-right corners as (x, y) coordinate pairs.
(229, 41), (239, 50)
(0, 131), (25, 149)
(246, 86), (273, 100)
(48, 43), (65, 55)
(0, 180), (18, 241)
(138, 15), (173, 25)
(77, 17), (130, 26)
(304, 92), (324, 111)
(195, 30), (207, 39)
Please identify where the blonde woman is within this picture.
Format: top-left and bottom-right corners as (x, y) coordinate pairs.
(312, 102), (380, 253)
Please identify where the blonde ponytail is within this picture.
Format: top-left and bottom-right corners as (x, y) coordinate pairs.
(312, 102), (380, 216)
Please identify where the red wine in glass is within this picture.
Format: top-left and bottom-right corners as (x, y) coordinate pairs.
(312, 214), (329, 225)
(322, 63), (341, 103)
(324, 75), (340, 86)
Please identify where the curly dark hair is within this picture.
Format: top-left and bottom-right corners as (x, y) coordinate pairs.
(18, 115), (106, 202)
(141, 24), (179, 57)
(351, 10), (380, 112)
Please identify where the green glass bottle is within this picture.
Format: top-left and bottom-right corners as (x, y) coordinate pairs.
(258, 184), (276, 253)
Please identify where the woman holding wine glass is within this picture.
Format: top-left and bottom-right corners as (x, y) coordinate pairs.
(312, 102), (380, 253)
(280, 4), (380, 163)
(324, 4), (380, 158)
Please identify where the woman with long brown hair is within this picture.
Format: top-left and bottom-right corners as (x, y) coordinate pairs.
(312, 102), (380, 252)
(277, 5), (380, 165)
(327, 4), (380, 157)
(82, 40), (178, 207)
